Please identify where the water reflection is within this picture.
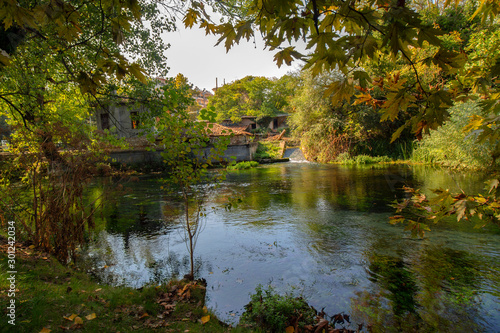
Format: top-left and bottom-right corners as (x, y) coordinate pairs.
(84, 163), (500, 331)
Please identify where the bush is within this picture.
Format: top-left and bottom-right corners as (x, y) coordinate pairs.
(254, 142), (282, 159)
(240, 285), (317, 333)
(337, 154), (392, 165)
(227, 161), (259, 170)
(412, 101), (492, 169)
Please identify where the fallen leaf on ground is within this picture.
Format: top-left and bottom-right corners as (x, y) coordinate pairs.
(285, 326), (294, 333)
(39, 328), (51, 333)
(201, 315), (210, 324)
(64, 314), (78, 321)
(74, 317), (83, 325)
(85, 313), (96, 320)
(139, 313), (149, 319)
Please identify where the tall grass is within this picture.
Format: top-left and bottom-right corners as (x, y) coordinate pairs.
(336, 153), (392, 165)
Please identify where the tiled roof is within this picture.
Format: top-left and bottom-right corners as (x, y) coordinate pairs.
(205, 123), (253, 136)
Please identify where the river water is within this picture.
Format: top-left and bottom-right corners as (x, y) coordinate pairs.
(84, 163), (500, 332)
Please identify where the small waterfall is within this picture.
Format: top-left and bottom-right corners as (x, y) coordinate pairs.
(283, 147), (308, 162)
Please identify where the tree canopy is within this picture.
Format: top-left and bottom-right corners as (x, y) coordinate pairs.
(208, 75), (295, 124)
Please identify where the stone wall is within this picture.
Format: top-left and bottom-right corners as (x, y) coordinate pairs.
(108, 142), (259, 167)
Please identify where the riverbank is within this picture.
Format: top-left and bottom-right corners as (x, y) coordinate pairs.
(0, 236), (242, 333)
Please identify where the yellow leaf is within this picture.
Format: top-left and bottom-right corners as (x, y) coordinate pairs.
(139, 313), (149, 319)
(94, 288), (102, 292)
(85, 313), (96, 320)
(29, 245), (35, 249)
(64, 314), (78, 321)
(39, 328), (51, 333)
(74, 317), (83, 325)
(285, 326), (295, 333)
(201, 315), (210, 324)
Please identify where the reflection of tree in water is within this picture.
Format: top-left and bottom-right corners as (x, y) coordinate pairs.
(414, 245), (483, 332)
(352, 246), (486, 332)
(106, 203), (165, 235)
(368, 254), (419, 317)
(351, 254), (421, 332)
(148, 252), (203, 284)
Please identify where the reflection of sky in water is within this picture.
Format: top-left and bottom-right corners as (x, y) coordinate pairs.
(84, 163), (500, 330)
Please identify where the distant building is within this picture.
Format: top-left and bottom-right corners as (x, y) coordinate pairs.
(192, 88), (213, 109)
(221, 114), (289, 132)
(95, 79), (215, 138)
(96, 101), (151, 138)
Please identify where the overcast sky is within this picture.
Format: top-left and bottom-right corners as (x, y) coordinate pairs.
(162, 25), (302, 91)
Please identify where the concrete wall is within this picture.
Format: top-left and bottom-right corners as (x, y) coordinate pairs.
(108, 142), (259, 166)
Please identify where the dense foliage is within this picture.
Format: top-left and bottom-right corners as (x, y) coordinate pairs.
(207, 75), (295, 124)
(288, 69), (414, 162)
(240, 285), (317, 332)
(413, 101), (493, 169)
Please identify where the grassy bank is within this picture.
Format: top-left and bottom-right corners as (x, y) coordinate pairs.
(0, 236), (246, 333)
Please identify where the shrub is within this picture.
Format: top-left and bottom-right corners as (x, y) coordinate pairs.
(337, 154), (392, 165)
(412, 101), (492, 169)
(227, 161), (259, 170)
(254, 142), (282, 159)
(240, 285), (317, 333)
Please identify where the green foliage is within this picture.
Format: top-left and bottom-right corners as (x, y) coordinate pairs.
(254, 142), (282, 160)
(288, 69), (406, 162)
(227, 161), (259, 170)
(207, 75), (296, 123)
(337, 154), (392, 165)
(240, 285), (317, 333)
(412, 101), (492, 169)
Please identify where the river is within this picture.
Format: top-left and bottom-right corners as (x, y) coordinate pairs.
(84, 162), (500, 332)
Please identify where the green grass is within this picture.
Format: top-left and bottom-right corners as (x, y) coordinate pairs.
(0, 239), (243, 332)
(336, 153), (392, 165)
(227, 161), (259, 170)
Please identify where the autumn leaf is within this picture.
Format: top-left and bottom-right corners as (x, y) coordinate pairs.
(183, 8), (199, 28)
(39, 328), (51, 333)
(201, 315), (210, 324)
(74, 316), (83, 325)
(64, 314), (78, 321)
(85, 313), (96, 320)
(285, 326), (295, 333)
(274, 47), (302, 67)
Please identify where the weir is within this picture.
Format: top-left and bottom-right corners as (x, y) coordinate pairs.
(283, 147), (307, 162)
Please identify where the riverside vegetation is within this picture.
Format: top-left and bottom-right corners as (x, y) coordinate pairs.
(1, 0), (500, 332)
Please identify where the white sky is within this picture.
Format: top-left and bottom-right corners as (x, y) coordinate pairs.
(162, 25), (301, 91)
